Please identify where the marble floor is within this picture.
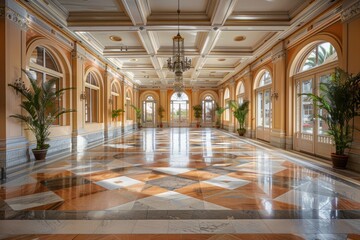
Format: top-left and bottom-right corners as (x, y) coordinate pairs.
(1, 128), (360, 239)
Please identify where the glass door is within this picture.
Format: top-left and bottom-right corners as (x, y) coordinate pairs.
(170, 92), (189, 127)
(295, 72), (333, 157)
(143, 101), (156, 127)
(256, 88), (272, 141)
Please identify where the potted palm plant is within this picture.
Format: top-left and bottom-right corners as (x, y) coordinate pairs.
(192, 104), (202, 127)
(300, 68), (360, 169)
(214, 102), (226, 128)
(112, 109), (125, 119)
(158, 105), (165, 128)
(8, 70), (74, 160)
(130, 104), (142, 128)
(229, 100), (250, 136)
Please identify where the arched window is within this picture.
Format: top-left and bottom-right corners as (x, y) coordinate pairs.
(293, 41), (338, 157)
(85, 72), (99, 123)
(299, 42), (337, 73)
(224, 88), (230, 121)
(202, 95), (215, 124)
(111, 83), (120, 121)
(126, 91), (131, 120)
(255, 70), (272, 141)
(29, 46), (62, 125)
(236, 81), (245, 104)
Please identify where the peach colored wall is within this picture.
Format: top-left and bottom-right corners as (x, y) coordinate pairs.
(345, 16), (360, 170)
(0, 13), (5, 140)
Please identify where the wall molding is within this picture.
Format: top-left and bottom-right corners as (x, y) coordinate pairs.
(341, 0), (360, 22)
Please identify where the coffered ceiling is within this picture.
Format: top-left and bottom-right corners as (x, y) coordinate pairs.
(26, 0), (339, 88)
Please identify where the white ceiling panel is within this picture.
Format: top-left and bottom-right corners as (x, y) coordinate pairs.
(149, 0), (208, 13)
(89, 32), (143, 47)
(57, 0), (120, 12)
(214, 31), (272, 49)
(234, 0), (303, 12)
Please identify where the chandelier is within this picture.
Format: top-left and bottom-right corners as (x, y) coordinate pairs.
(167, 0), (191, 75)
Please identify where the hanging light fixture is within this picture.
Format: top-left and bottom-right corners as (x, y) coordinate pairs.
(167, 0), (191, 75)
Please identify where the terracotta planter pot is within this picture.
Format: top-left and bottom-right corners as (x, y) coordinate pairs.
(331, 153), (348, 169)
(32, 149), (48, 161)
(237, 128), (246, 136)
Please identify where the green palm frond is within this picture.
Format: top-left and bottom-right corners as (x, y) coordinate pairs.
(8, 70), (75, 149)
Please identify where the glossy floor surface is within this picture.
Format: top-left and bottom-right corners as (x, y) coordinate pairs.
(1, 128), (360, 239)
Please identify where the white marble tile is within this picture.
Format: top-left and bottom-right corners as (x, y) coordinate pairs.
(168, 220), (200, 233)
(274, 189), (334, 210)
(95, 176), (143, 190)
(104, 143), (134, 149)
(235, 165), (287, 175)
(231, 220), (272, 233)
(152, 167), (195, 175)
(199, 220), (236, 233)
(132, 220), (169, 233)
(202, 175), (250, 190)
(1, 176), (37, 187)
(135, 191), (226, 210)
(5, 191), (63, 211)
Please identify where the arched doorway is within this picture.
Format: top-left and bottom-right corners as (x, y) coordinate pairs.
(293, 42), (338, 157)
(143, 95), (156, 127)
(202, 95), (215, 127)
(255, 70), (272, 142)
(170, 92), (189, 127)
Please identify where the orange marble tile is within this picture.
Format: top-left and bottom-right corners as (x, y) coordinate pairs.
(53, 183), (107, 201)
(204, 190), (299, 210)
(0, 183), (49, 199)
(125, 183), (168, 196)
(348, 234), (360, 240)
(178, 170), (219, 181)
(56, 189), (146, 211)
(175, 183), (204, 200)
(328, 197), (360, 210)
(83, 170), (125, 182)
(4, 235), (78, 240)
(199, 182), (227, 198)
(31, 171), (74, 181)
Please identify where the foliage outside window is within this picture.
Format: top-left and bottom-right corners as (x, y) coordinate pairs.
(300, 42), (337, 72)
(85, 72), (99, 123)
(29, 46), (62, 125)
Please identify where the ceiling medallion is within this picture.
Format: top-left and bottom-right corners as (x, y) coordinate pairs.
(234, 36), (246, 42)
(109, 35), (122, 42)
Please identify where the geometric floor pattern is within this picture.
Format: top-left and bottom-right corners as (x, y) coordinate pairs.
(1, 128), (360, 239)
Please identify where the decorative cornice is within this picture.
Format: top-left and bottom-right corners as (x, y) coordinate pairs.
(272, 50), (287, 63)
(341, 0), (360, 22)
(5, 7), (29, 31)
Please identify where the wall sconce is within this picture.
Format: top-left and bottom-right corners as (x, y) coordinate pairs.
(271, 92), (279, 100)
(12, 78), (28, 95)
(80, 92), (86, 101)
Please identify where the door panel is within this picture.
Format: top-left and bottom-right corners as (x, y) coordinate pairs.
(256, 88), (271, 141)
(295, 71), (334, 158)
